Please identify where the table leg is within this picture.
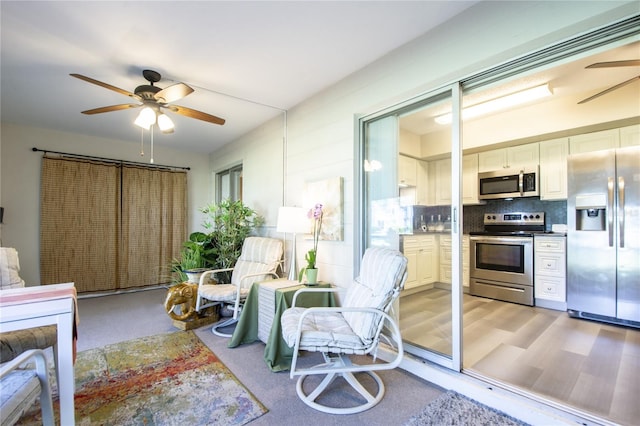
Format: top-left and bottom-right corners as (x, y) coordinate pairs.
(57, 310), (75, 425)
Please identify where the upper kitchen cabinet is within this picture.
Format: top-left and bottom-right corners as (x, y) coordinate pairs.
(539, 137), (569, 200)
(398, 155), (417, 187)
(478, 142), (539, 172)
(569, 129), (619, 154)
(433, 158), (451, 206)
(620, 124), (640, 148)
(462, 154), (482, 205)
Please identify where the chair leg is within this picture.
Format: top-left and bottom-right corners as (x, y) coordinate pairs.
(211, 317), (238, 338)
(294, 354), (386, 414)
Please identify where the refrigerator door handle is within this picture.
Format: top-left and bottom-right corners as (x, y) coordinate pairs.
(608, 177), (614, 247)
(618, 176), (625, 248)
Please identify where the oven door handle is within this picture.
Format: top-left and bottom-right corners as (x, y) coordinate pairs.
(470, 236), (532, 245)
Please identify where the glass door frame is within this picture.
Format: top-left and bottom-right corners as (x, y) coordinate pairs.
(356, 83), (464, 371)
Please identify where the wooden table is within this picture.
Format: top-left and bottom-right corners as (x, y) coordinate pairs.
(229, 279), (334, 372)
(0, 282), (77, 425)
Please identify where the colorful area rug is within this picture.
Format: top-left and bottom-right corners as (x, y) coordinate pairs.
(404, 390), (529, 426)
(19, 331), (267, 425)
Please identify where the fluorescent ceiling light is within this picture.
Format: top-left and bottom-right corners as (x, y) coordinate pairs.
(435, 84), (553, 124)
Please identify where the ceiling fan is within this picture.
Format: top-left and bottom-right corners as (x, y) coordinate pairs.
(70, 69), (225, 132)
(578, 59), (640, 104)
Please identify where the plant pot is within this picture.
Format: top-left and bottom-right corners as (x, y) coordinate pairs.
(305, 268), (318, 285)
(184, 268), (208, 284)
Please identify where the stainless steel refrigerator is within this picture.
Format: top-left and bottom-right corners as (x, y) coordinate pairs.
(567, 145), (640, 327)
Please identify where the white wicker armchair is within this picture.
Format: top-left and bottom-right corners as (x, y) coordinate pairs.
(280, 247), (408, 414)
(195, 237), (284, 337)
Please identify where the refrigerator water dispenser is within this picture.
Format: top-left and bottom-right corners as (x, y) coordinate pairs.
(575, 194), (606, 231)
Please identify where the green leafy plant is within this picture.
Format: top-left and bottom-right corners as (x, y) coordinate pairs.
(298, 203), (323, 282)
(168, 199), (264, 285)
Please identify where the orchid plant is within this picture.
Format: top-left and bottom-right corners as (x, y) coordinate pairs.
(298, 203), (323, 282)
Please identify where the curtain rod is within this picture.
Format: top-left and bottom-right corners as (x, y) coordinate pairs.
(32, 148), (190, 171)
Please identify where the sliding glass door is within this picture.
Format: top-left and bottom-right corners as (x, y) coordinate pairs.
(360, 87), (463, 370)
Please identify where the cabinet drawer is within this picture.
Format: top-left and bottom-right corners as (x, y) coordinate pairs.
(535, 252), (565, 276)
(535, 276), (565, 301)
(535, 238), (564, 252)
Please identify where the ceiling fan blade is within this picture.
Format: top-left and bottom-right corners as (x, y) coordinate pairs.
(81, 104), (141, 115)
(169, 105), (226, 125)
(70, 73), (141, 101)
(578, 75), (640, 104)
(154, 83), (194, 104)
(586, 60), (640, 68)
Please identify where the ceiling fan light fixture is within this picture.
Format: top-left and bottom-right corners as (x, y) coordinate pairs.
(134, 106), (156, 130)
(157, 113), (175, 133)
(435, 83), (553, 124)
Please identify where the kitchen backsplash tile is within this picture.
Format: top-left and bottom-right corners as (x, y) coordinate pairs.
(413, 199), (567, 234)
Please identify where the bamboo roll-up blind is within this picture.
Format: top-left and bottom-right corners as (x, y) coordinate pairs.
(119, 165), (187, 289)
(40, 157), (121, 293)
(40, 156), (187, 293)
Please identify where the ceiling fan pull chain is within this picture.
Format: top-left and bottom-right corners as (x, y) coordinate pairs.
(140, 127), (145, 157)
(150, 125), (154, 164)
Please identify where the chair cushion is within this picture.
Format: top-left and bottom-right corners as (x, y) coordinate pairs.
(197, 284), (249, 303)
(231, 237), (284, 289)
(0, 325), (57, 363)
(0, 369), (40, 426)
(281, 307), (369, 354)
(342, 248), (408, 343)
(0, 248), (26, 290)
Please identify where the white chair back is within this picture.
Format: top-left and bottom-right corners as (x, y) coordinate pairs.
(342, 247), (408, 343)
(231, 237), (284, 290)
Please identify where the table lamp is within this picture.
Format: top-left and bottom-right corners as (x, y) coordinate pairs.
(276, 206), (308, 281)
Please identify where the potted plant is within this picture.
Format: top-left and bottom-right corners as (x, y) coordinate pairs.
(299, 203), (323, 284)
(169, 199), (264, 285)
(202, 199), (264, 283)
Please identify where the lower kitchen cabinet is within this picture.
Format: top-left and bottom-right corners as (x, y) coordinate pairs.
(438, 235), (470, 291)
(534, 235), (567, 310)
(402, 234), (438, 290)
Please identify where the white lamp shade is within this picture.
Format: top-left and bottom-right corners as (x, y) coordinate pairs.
(276, 207), (308, 233)
(157, 113), (175, 133)
(134, 106), (156, 129)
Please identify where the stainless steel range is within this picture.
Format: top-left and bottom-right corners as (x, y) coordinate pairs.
(469, 212), (545, 306)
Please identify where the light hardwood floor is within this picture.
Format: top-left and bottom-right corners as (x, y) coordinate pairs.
(399, 288), (640, 425)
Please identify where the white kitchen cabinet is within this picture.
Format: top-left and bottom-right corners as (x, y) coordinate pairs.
(534, 235), (566, 310)
(462, 154), (481, 205)
(402, 235), (438, 290)
(478, 142), (539, 172)
(569, 129), (619, 154)
(434, 158), (451, 206)
(398, 155), (417, 187)
(415, 160), (430, 205)
(539, 137), (568, 200)
(438, 235), (469, 290)
(619, 124), (640, 147)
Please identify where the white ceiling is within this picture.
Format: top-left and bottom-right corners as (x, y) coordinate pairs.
(0, 1), (479, 154)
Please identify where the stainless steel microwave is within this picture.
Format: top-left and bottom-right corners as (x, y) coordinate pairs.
(478, 166), (539, 200)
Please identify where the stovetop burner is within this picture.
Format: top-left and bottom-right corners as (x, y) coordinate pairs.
(475, 212), (545, 236)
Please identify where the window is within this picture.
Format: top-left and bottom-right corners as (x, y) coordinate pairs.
(216, 164), (243, 202)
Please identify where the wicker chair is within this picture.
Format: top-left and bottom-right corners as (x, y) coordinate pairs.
(280, 247), (408, 414)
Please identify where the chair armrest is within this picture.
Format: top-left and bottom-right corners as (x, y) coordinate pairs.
(198, 268), (234, 286)
(291, 286), (339, 308)
(289, 306), (404, 378)
(0, 349), (50, 381)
